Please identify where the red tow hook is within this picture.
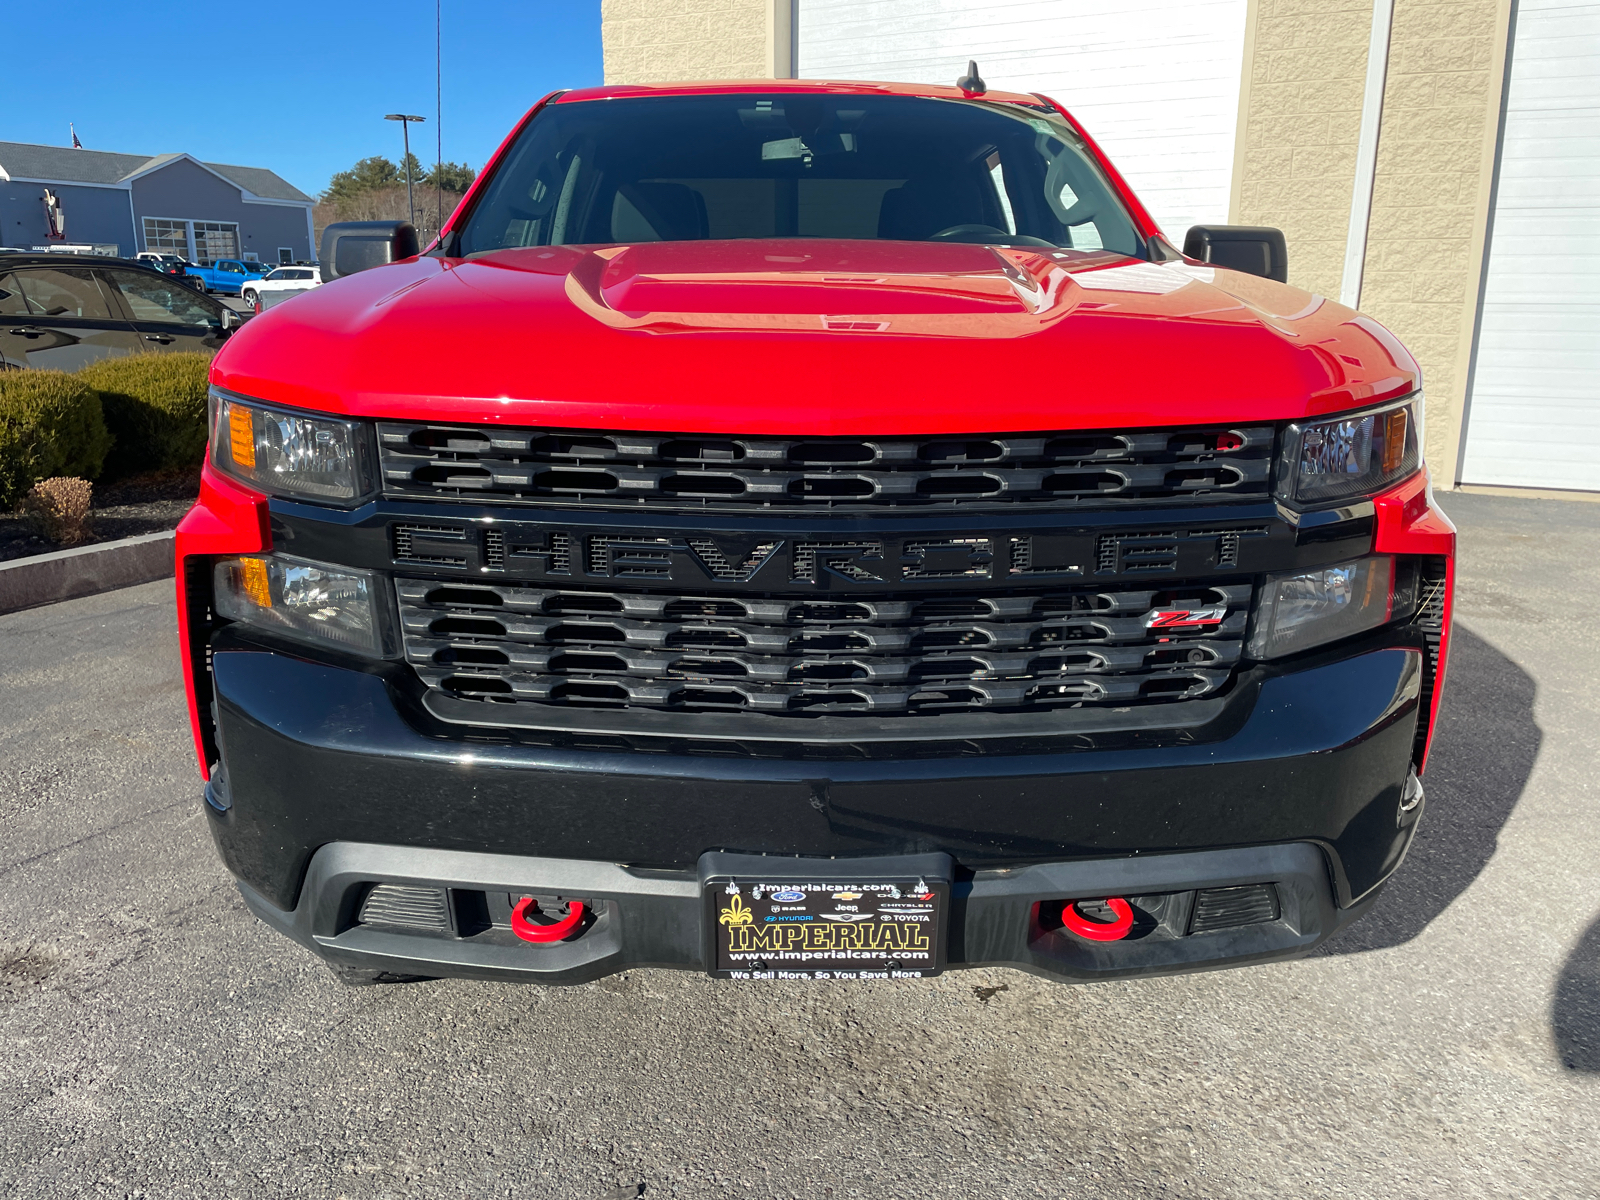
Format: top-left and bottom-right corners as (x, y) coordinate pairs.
(1060, 897), (1134, 942)
(510, 897), (587, 943)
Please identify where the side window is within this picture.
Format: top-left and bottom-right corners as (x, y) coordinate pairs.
(0, 274), (29, 316)
(11, 268), (117, 319)
(104, 269), (220, 327)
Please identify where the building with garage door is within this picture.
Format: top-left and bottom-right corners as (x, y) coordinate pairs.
(0, 141), (315, 267)
(600, 0), (1598, 497)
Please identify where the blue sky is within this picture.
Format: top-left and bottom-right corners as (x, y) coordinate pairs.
(4, 1), (602, 198)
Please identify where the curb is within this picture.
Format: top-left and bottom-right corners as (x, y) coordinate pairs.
(0, 530), (175, 615)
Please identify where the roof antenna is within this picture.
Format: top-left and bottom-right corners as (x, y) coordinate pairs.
(956, 60), (986, 96)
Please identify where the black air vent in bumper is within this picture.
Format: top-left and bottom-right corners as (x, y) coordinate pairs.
(1189, 884), (1280, 933)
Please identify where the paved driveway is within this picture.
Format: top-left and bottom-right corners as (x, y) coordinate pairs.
(1, 491), (1596, 1199)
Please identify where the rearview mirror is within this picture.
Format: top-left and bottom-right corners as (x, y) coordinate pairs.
(222, 308), (245, 331)
(319, 220), (420, 281)
(1183, 225), (1288, 283)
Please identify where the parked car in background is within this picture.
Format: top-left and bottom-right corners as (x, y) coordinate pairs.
(241, 264), (321, 309)
(184, 258), (267, 296)
(0, 251), (243, 369)
(135, 251), (200, 281)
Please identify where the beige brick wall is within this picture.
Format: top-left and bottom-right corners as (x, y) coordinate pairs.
(1359, 0), (1511, 474)
(1233, 0), (1375, 299)
(1235, 0), (1512, 480)
(602, 0), (772, 84)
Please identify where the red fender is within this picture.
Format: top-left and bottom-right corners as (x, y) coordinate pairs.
(1060, 897), (1134, 942)
(510, 897), (586, 943)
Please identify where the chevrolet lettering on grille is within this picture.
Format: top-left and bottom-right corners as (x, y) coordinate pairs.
(390, 522), (1277, 589)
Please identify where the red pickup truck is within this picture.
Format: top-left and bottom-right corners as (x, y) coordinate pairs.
(176, 78), (1453, 987)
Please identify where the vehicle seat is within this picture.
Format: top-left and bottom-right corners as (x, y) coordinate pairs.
(877, 177), (983, 241)
(611, 182), (709, 242)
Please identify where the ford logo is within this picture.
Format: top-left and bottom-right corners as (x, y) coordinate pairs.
(770, 889), (805, 902)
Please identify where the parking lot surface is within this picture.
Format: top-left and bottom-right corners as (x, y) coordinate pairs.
(2, 491), (1597, 1199)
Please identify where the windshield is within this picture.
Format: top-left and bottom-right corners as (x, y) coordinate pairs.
(457, 93), (1145, 258)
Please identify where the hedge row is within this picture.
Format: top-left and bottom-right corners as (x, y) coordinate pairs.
(0, 352), (211, 508)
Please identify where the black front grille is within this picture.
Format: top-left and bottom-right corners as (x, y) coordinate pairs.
(398, 577), (1253, 723)
(377, 421), (1275, 511)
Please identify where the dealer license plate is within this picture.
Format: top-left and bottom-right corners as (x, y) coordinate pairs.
(706, 875), (948, 980)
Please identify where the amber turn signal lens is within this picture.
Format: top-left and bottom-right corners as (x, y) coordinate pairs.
(1380, 408), (1409, 475)
(237, 557), (271, 609)
(227, 403), (256, 469)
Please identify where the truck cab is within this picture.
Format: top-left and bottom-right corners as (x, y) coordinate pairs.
(177, 80), (1454, 988)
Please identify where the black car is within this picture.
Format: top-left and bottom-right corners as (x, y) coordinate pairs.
(0, 252), (243, 371)
(136, 252), (201, 281)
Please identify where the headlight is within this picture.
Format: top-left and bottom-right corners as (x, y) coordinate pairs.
(210, 390), (372, 503)
(1281, 398), (1420, 506)
(1248, 555), (1418, 659)
(214, 554), (393, 657)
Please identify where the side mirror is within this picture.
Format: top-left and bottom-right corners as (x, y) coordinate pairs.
(319, 220), (420, 281)
(1183, 225), (1288, 283)
(222, 308), (245, 331)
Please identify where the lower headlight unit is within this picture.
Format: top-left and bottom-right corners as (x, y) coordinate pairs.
(214, 554), (392, 657)
(1248, 556), (1405, 659)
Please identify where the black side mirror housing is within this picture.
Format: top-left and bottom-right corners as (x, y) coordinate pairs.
(1183, 225), (1289, 283)
(319, 221), (420, 281)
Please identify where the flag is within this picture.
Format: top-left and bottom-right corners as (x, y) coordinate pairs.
(71, 123), (82, 149)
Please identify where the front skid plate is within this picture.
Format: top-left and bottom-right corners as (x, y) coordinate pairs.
(233, 841), (1382, 986)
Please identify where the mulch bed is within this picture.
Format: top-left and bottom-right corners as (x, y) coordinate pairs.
(0, 469), (200, 563)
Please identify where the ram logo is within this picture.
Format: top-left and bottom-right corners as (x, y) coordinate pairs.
(1145, 606), (1227, 630)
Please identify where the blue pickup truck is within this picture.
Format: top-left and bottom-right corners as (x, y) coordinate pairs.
(184, 258), (267, 296)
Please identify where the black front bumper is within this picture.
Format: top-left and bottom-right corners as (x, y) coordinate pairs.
(205, 628), (1426, 982)
(239, 840), (1378, 985)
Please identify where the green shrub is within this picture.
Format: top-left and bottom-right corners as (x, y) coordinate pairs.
(78, 352), (212, 479)
(0, 370), (113, 509)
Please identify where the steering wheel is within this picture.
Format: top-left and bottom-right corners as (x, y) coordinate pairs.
(930, 224), (1008, 242)
(929, 225), (1060, 249)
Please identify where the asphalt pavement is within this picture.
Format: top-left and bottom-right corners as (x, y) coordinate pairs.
(1, 490), (1597, 1199)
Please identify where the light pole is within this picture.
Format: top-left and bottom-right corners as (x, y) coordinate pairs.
(384, 113), (426, 228)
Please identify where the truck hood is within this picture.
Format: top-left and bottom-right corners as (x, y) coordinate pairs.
(214, 239), (1417, 435)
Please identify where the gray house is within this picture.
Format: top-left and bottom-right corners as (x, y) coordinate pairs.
(0, 141), (315, 264)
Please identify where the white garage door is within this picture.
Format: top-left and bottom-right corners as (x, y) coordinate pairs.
(797, 0), (1250, 238)
(1460, 1), (1600, 491)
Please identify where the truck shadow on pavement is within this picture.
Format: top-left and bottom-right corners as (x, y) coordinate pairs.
(1555, 912), (1600, 1071)
(1315, 625), (1536, 958)
(1304, 621), (1600, 1074)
